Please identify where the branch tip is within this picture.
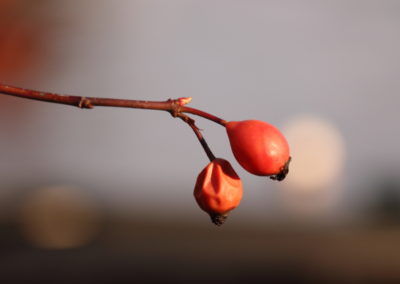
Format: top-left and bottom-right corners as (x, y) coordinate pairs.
(177, 97), (192, 106)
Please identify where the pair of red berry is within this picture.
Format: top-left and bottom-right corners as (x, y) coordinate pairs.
(194, 120), (290, 225)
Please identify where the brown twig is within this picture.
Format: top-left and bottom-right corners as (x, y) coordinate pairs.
(0, 83), (220, 161)
(0, 84), (227, 126)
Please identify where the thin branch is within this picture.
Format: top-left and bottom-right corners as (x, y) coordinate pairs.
(0, 83), (227, 126)
(0, 83), (219, 161)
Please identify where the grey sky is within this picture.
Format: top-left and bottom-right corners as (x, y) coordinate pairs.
(1, 0), (399, 222)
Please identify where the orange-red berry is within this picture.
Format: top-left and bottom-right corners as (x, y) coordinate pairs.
(226, 120), (290, 179)
(194, 158), (243, 225)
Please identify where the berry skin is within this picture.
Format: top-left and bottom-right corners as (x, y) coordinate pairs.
(226, 120), (290, 179)
(194, 158), (243, 226)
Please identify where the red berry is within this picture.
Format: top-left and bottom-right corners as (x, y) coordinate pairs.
(226, 120), (290, 179)
(194, 158), (243, 225)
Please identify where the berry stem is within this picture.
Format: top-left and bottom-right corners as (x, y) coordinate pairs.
(0, 83), (227, 126)
(176, 113), (216, 162)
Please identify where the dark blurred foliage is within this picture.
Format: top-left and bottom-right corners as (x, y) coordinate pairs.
(366, 177), (400, 226)
(1, 199), (400, 283)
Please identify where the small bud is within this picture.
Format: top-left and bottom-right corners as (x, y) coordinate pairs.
(177, 97), (192, 106)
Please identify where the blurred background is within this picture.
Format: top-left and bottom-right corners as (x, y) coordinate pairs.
(1, 0), (400, 283)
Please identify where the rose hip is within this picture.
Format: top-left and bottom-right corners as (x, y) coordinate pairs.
(226, 120), (290, 180)
(194, 158), (243, 225)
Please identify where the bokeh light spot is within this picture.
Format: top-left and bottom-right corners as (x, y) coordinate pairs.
(18, 185), (101, 249)
(283, 115), (346, 192)
(279, 115), (346, 217)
